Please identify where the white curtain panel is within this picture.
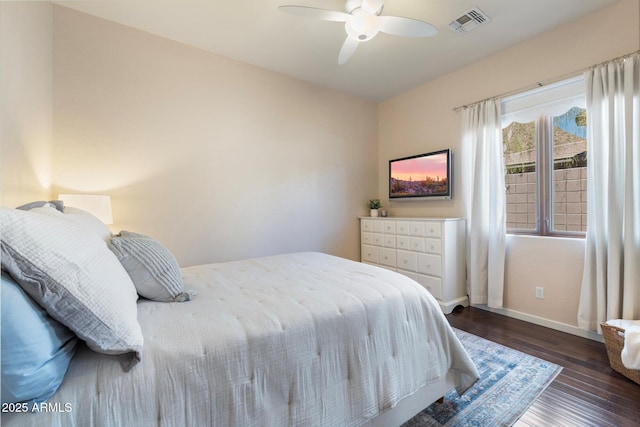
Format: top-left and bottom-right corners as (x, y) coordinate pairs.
(578, 53), (640, 331)
(462, 99), (506, 308)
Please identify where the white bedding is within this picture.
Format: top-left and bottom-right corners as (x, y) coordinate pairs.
(4, 252), (478, 427)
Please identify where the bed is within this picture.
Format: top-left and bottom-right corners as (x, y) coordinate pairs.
(1, 205), (478, 427)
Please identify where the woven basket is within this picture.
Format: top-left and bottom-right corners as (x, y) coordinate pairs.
(601, 322), (640, 385)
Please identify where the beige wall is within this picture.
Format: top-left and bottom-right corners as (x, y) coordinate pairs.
(0, 2), (53, 207)
(51, 6), (377, 267)
(378, 0), (640, 334)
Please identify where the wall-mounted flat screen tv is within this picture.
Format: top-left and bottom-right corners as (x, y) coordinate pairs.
(389, 149), (452, 200)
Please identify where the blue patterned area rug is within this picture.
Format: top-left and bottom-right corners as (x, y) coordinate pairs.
(404, 329), (562, 427)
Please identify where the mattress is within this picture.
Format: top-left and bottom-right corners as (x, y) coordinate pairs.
(3, 252), (478, 426)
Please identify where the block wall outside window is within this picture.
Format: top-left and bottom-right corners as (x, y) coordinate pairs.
(506, 167), (587, 232)
(506, 172), (537, 230)
(553, 167), (587, 232)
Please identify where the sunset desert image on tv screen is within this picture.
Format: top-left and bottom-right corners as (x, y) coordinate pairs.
(390, 152), (449, 198)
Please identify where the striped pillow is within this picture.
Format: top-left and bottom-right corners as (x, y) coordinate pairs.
(109, 231), (194, 303)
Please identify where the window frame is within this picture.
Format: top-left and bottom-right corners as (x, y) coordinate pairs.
(502, 80), (587, 238)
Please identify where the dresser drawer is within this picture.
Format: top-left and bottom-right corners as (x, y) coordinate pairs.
(396, 221), (410, 235)
(425, 238), (442, 254)
(383, 221), (396, 234)
(362, 232), (373, 245)
(396, 235), (410, 251)
(417, 253), (442, 277)
(383, 234), (396, 248)
(361, 245), (379, 264)
(397, 269), (418, 281)
(417, 274), (443, 299)
(424, 221), (442, 238)
(379, 248), (396, 268)
(409, 221), (426, 237)
(410, 237), (425, 252)
(361, 219), (374, 233)
(396, 250), (417, 271)
(371, 233), (384, 247)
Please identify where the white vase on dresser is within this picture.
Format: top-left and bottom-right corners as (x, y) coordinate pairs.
(359, 217), (468, 314)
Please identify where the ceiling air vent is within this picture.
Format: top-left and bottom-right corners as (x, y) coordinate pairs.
(448, 7), (490, 35)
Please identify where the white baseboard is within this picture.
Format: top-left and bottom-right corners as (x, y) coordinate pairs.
(471, 304), (604, 343)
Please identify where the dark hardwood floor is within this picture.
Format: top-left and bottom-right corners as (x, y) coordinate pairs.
(446, 307), (640, 427)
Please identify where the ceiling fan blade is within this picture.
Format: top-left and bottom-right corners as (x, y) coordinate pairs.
(379, 15), (438, 37)
(338, 37), (359, 65)
(279, 5), (348, 22)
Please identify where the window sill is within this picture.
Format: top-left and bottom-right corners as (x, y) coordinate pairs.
(506, 232), (586, 241)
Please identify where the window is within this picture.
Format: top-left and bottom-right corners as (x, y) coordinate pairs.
(502, 77), (587, 236)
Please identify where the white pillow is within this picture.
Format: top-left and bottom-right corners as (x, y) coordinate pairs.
(0, 207), (143, 370)
(63, 206), (113, 241)
(28, 205), (112, 242)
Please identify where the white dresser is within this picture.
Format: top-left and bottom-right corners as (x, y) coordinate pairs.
(360, 217), (468, 314)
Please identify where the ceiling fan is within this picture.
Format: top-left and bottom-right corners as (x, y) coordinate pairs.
(279, 0), (438, 65)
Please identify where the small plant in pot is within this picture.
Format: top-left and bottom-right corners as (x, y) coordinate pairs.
(368, 199), (382, 217)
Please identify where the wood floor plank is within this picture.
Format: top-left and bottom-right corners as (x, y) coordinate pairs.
(446, 307), (640, 426)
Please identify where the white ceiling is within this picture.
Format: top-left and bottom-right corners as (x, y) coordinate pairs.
(53, 0), (619, 101)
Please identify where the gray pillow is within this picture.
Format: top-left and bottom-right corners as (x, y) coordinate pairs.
(16, 200), (64, 213)
(109, 231), (194, 303)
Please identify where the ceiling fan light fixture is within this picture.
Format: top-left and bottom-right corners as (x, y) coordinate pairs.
(345, 8), (381, 41)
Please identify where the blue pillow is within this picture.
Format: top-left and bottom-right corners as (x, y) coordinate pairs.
(1, 271), (78, 404)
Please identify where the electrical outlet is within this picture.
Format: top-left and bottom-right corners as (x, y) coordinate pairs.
(535, 287), (544, 299)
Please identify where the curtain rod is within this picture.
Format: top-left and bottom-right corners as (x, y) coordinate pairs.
(452, 49), (640, 112)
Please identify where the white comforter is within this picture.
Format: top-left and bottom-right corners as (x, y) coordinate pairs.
(4, 252), (478, 427)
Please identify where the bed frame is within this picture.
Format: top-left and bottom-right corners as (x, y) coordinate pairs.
(365, 373), (455, 426)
